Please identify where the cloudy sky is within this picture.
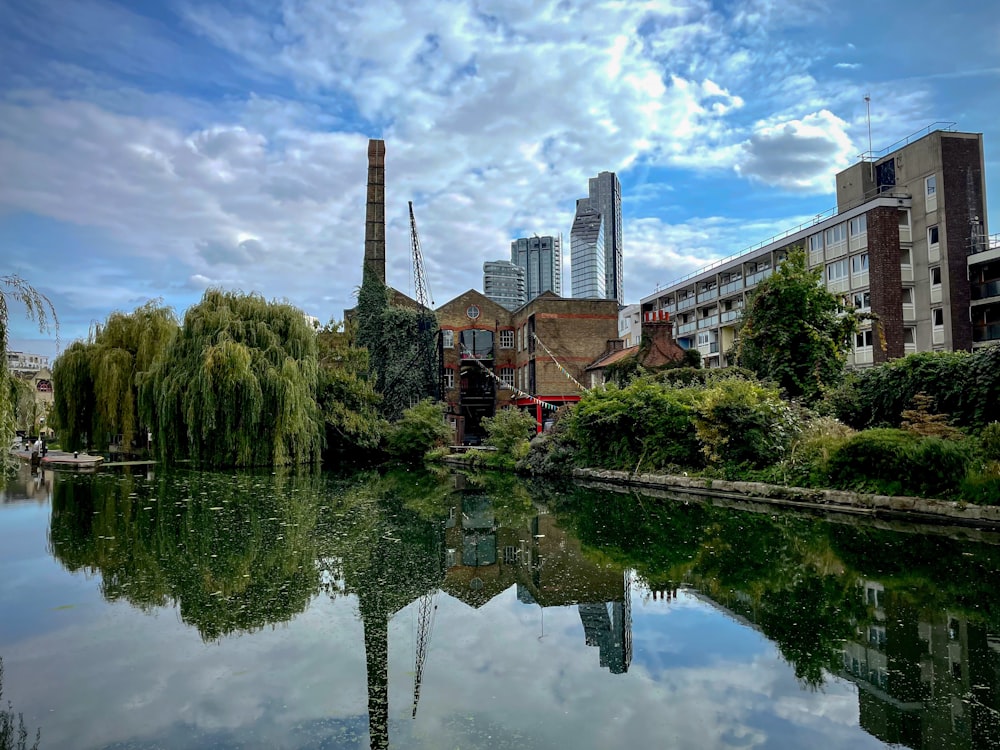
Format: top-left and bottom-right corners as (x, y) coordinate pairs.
(2, 0), (998, 358)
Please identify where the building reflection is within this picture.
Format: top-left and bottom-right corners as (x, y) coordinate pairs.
(440, 490), (632, 674)
(839, 580), (1000, 749)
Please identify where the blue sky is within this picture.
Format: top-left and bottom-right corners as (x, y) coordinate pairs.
(2, 0), (999, 359)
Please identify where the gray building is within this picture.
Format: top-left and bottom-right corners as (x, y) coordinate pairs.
(570, 200), (606, 299)
(570, 172), (625, 305)
(511, 235), (563, 301)
(483, 260), (526, 311)
(640, 126), (994, 368)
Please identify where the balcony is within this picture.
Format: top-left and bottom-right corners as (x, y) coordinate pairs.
(677, 297), (696, 311)
(973, 323), (1000, 343)
(697, 288), (718, 303)
(698, 315), (719, 329)
(720, 279), (743, 295)
(721, 309), (741, 324)
(972, 280), (1000, 301)
(677, 322), (696, 335)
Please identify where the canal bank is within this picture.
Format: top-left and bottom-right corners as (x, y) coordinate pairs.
(572, 467), (1000, 529)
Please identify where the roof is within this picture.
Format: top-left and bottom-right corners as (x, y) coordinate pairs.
(586, 346), (639, 371)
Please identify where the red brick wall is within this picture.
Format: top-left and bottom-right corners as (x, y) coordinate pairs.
(867, 206), (905, 362)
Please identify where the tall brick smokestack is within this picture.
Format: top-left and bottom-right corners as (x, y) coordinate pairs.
(364, 139), (386, 284)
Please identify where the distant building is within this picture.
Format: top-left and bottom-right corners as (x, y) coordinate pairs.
(483, 260), (526, 311)
(572, 171), (623, 305)
(511, 235), (563, 301)
(6, 351), (54, 435)
(6, 351), (49, 373)
(570, 200), (606, 299)
(618, 304), (642, 347)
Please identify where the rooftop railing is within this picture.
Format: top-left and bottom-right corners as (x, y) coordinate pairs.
(856, 122), (958, 162)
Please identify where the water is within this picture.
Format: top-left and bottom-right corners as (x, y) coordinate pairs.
(2, 466), (1000, 749)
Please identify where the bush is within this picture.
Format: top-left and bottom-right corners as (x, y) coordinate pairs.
(482, 408), (537, 457)
(784, 416), (856, 487)
(960, 463), (1000, 505)
(826, 428), (971, 497)
(569, 378), (702, 472)
(517, 411), (578, 477)
(385, 400), (451, 461)
(981, 423), (1000, 461)
(692, 378), (800, 468)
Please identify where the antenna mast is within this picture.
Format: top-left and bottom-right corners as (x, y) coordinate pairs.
(409, 201), (434, 310)
(864, 93), (874, 183)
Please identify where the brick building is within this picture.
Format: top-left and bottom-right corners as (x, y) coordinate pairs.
(436, 290), (619, 439)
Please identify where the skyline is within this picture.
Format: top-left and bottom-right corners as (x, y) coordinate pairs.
(2, 0), (999, 360)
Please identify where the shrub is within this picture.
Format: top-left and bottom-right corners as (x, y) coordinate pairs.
(826, 428), (971, 497)
(518, 411), (578, 477)
(784, 416), (856, 487)
(900, 393), (964, 440)
(385, 400), (451, 461)
(960, 463), (1000, 505)
(692, 378), (800, 468)
(482, 408), (537, 457)
(981, 423), (1000, 461)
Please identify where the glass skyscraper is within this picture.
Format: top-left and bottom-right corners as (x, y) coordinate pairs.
(571, 171), (622, 305)
(510, 235), (562, 302)
(483, 260), (526, 310)
(570, 201), (606, 299)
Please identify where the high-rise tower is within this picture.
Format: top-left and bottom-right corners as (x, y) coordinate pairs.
(570, 201), (606, 299)
(483, 260), (526, 310)
(364, 139), (386, 284)
(511, 235), (562, 301)
(571, 171), (622, 305)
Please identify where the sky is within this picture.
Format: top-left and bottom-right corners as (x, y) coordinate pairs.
(2, 0), (999, 360)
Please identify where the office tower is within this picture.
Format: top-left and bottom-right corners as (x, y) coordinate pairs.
(570, 200), (606, 299)
(511, 235), (563, 301)
(587, 171), (623, 306)
(483, 260), (526, 310)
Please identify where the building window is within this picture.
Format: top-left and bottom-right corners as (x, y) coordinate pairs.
(849, 215), (867, 236)
(930, 266), (942, 286)
(926, 174), (937, 197)
(855, 330), (873, 348)
(442, 329), (454, 349)
(928, 225), (940, 246)
(933, 308), (944, 327)
(901, 247), (912, 267)
(825, 224), (847, 245)
(808, 234), (823, 253)
(852, 291), (871, 310)
(499, 329), (514, 349)
(901, 287), (914, 305)
(826, 259), (848, 282)
(444, 370), (455, 389)
(499, 370), (514, 389)
(903, 327), (916, 346)
(851, 253), (869, 274)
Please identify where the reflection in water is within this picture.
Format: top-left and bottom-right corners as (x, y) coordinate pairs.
(32, 466), (1000, 748)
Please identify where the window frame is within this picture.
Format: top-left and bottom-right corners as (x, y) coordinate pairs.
(442, 329), (454, 349)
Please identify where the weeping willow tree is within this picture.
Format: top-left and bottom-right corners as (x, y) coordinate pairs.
(354, 275), (439, 421)
(1, 275), (57, 469)
(143, 289), (322, 468)
(52, 300), (177, 452)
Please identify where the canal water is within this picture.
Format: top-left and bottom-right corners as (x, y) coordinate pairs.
(2, 466), (1000, 749)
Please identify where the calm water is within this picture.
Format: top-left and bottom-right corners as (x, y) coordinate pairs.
(2, 466), (1000, 749)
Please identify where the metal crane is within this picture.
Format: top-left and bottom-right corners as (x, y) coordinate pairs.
(408, 201), (434, 310)
(411, 591), (437, 718)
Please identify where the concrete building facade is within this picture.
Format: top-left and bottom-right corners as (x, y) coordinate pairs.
(511, 235), (562, 301)
(483, 260), (526, 311)
(640, 127), (994, 368)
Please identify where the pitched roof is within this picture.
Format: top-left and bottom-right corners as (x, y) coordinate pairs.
(586, 345), (639, 371)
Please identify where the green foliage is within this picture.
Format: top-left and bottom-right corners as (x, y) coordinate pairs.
(980, 422), (1000, 461)
(143, 289), (322, 468)
(734, 249), (859, 403)
(682, 347), (703, 368)
(1, 275), (57, 472)
(827, 348), (1000, 430)
(900, 392), (964, 440)
(482, 407), (537, 456)
(569, 378), (702, 472)
(826, 428), (971, 497)
(517, 408), (578, 476)
(0, 657), (40, 750)
(783, 416), (855, 487)
(386, 399), (451, 461)
(354, 275), (438, 421)
(51, 341), (95, 450)
(316, 320), (386, 456)
(960, 462), (1000, 505)
(692, 378), (800, 468)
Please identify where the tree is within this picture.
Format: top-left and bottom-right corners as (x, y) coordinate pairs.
(1, 275), (57, 468)
(143, 289), (323, 468)
(734, 249), (860, 403)
(52, 301), (178, 452)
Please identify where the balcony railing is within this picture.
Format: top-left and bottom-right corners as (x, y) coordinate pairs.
(698, 315), (719, 329)
(677, 297), (696, 311)
(973, 324), (1000, 343)
(697, 288), (718, 302)
(721, 310), (741, 324)
(677, 322), (696, 335)
(720, 280), (743, 295)
(971, 280), (1000, 301)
